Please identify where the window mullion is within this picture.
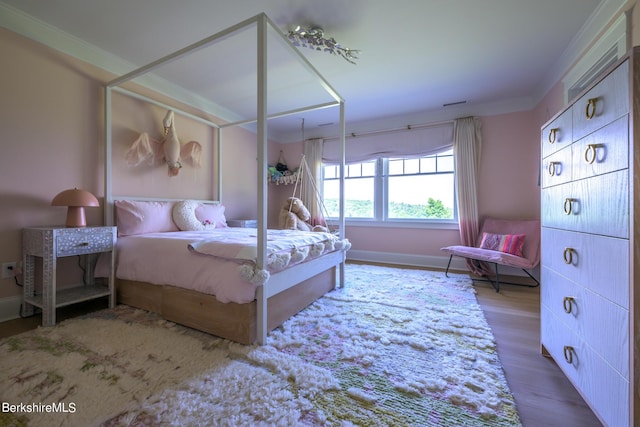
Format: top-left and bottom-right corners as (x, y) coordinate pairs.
(379, 158), (386, 220)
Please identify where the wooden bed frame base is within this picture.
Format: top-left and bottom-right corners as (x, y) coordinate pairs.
(116, 267), (336, 344)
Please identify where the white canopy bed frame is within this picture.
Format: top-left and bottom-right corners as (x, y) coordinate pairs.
(103, 13), (346, 345)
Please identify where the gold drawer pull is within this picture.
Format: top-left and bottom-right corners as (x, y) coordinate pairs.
(548, 128), (558, 144)
(585, 98), (597, 119)
(563, 198), (574, 215)
(563, 247), (575, 264)
(584, 144), (599, 164)
(563, 296), (575, 313)
(563, 345), (575, 364)
(548, 161), (559, 176)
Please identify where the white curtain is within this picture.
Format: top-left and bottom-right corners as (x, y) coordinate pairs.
(453, 117), (490, 275)
(302, 138), (324, 224)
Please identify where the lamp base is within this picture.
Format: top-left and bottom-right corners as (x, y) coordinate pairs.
(65, 206), (87, 227)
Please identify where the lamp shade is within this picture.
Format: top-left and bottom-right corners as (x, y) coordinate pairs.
(51, 188), (99, 227)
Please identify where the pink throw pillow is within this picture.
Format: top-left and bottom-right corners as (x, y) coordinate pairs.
(480, 232), (525, 257)
(195, 203), (228, 228)
(115, 200), (179, 236)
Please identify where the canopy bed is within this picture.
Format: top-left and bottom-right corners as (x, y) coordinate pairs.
(103, 13), (347, 345)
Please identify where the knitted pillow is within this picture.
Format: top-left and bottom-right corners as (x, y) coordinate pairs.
(480, 233), (525, 257)
(172, 200), (215, 231)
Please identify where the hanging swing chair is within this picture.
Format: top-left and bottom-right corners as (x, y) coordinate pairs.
(285, 153), (338, 233)
(281, 118), (336, 234)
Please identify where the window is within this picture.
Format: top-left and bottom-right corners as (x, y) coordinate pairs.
(322, 148), (456, 223)
(323, 160), (376, 218)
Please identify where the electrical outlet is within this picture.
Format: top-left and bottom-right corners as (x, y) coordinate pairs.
(2, 262), (17, 279)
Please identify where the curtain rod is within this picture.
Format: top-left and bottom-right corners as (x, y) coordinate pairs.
(322, 119), (455, 141)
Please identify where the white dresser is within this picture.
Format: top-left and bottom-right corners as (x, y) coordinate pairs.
(540, 49), (639, 427)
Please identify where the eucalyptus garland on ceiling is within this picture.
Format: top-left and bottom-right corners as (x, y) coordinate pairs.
(287, 25), (360, 64)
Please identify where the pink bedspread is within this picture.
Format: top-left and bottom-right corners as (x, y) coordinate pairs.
(110, 228), (346, 304)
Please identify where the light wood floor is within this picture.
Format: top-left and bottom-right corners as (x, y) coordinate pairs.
(0, 271), (603, 426)
(473, 277), (602, 427)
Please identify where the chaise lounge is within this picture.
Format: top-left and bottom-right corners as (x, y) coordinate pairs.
(441, 217), (541, 292)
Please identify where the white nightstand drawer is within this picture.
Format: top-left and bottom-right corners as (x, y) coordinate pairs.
(56, 228), (114, 256)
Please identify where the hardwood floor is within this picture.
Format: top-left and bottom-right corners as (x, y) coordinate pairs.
(0, 298), (109, 339)
(473, 278), (603, 427)
(0, 270), (603, 426)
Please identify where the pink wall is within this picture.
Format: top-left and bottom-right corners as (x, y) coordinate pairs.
(0, 29), (111, 298)
(478, 111), (541, 218)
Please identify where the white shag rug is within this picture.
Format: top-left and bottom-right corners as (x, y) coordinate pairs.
(0, 263), (521, 426)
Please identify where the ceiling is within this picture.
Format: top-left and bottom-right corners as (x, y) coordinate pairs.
(1, 0), (609, 142)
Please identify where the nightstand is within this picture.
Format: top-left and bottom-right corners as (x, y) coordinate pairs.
(227, 219), (257, 228)
(21, 226), (117, 326)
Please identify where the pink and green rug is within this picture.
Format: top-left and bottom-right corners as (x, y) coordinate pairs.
(0, 263), (521, 426)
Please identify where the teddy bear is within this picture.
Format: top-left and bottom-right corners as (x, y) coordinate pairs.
(279, 197), (328, 232)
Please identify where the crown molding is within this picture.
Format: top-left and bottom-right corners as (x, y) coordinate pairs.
(0, 2), (241, 123)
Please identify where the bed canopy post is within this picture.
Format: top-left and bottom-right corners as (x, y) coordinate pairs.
(215, 126), (222, 202)
(104, 87), (114, 226)
(256, 14), (269, 345)
(338, 100), (346, 288)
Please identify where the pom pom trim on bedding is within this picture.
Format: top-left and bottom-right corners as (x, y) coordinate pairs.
(188, 228), (351, 285)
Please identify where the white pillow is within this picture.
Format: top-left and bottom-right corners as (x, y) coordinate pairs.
(172, 200), (215, 231)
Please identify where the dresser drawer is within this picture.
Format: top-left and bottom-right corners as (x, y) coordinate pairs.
(56, 228), (115, 256)
(541, 145), (572, 188)
(571, 169), (628, 238)
(542, 107), (573, 158)
(541, 182), (571, 228)
(541, 306), (629, 427)
(572, 115), (628, 181)
(541, 266), (629, 378)
(541, 170), (628, 238)
(541, 228), (629, 307)
(573, 59), (629, 141)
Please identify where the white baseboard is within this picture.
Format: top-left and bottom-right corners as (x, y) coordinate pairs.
(347, 249), (464, 270)
(346, 249), (539, 279)
(0, 294), (23, 322)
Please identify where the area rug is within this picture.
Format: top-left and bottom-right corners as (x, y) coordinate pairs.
(0, 263), (521, 427)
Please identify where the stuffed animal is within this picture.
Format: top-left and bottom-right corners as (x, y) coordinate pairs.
(279, 197), (328, 232)
(279, 197), (311, 231)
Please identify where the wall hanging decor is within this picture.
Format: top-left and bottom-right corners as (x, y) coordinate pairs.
(126, 109), (202, 176)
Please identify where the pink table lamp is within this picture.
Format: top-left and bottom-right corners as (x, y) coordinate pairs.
(51, 188), (100, 227)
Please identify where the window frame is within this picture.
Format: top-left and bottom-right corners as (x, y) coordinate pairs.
(322, 148), (458, 229)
